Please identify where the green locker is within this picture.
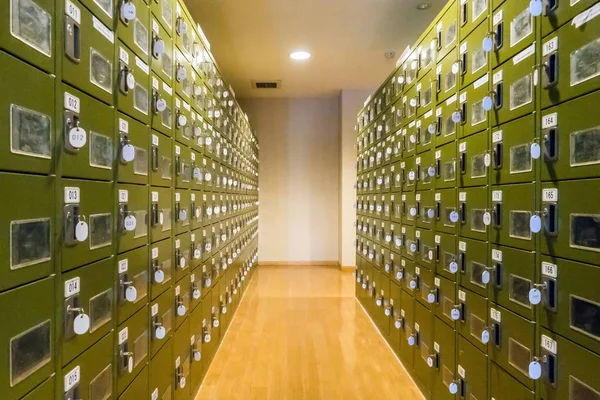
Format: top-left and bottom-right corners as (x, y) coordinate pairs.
(174, 97), (193, 146)
(417, 71), (436, 119)
(204, 159), (217, 192)
(489, 361), (534, 400)
(383, 194), (393, 222)
(117, 246), (149, 324)
(436, 52), (459, 105)
(116, 0), (150, 63)
(381, 247), (391, 276)
(60, 180), (113, 272)
(61, 334), (113, 400)
(189, 191), (203, 230)
(487, 44), (537, 126)
(457, 20), (490, 89)
(458, 74), (490, 138)
(174, 189), (191, 234)
(0, 277), (54, 399)
(174, 25), (192, 83)
(435, 1), (458, 63)
(151, 75), (174, 136)
(0, 51), (54, 175)
(116, 114), (150, 185)
(149, 337), (173, 400)
(190, 115), (205, 157)
(173, 317), (191, 400)
(416, 152), (435, 191)
(417, 113), (437, 157)
(119, 365), (149, 400)
(388, 281), (402, 354)
(414, 301), (435, 395)
(61, 257), (114, 365)
(458, 186), (490, 241)
(402, 225), (418, 262)
(538, 256), (600, 355)
(391, 250), (404, 287)
(0, 173), (53, 292)
(150, 131), (173, 187)
(399, 292), (416, 369)
(173, 277), (190, 328)
(392, 130), (403, 163)
(457, 287), (490, 353)
(150, 238), (173, 300)
(538, 328), (600, 400)
(490, 184), (537, 251)
(434, 232), (459, 281)
(403, 257), (418, 295)
(416, 228), (435, 270)
(117, 42), (151, 125)
(541, 6), (600, 109)
(374, 167), (384, 194)
(211, 288), (221, 345)
(404, 125), (418, 160)
(458, 129), (489, 188)
(174, 234), (190, 281)
(434, 94), (459, 147)
(434, 188), (458, 235)
(488, 305), (537, 388)
(116, 184), (149, 253)
(459, 0), (490, 42)
(536, 0), (596, 37)
(60, 85), (115, 181)
(541, 90), (600, 182)
(201, 226), (212, 263)
(490, 114), (537, 185)
(200, 291), (214, 367)
(21, 375), (55, 400)
(433, 274), (461, 328)
(457, 335), (488, 399)
(150, 288), (174, 357)
(416, 264), (436, 309)
(417, 191), (437, 230)
(434, 142), (457, 189)
(383, 135), (394, 166)
(150, 18), (173, 85)
(190, 229), (202, 269)
(486, 245), (535, 322)
(150, 187), (172, 242)
(432, 317), (457, 399)
(376, 274), (390, 336)
(62, 0), (114, 105)
(201, 262), (213, 294)
(116, 305), (149, 395)
(391, 193), (402, 224)
(417, 28), (437, 79)
(189, 303), (205, 396)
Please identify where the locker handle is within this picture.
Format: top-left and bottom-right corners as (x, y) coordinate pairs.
(460, 202), (466, 224)
(175, 155), (181, 175)
(546, 0), (558, 12)
(496, 22), (504, 50)
(436, 73), (442, 93)
(493, 143), (503, 169)
(461, 53), (467, 75)
(495, 83), (503, 109)
(492, 203), (502, 229)
(543, 204), (558, 236)
(461, 103), (467, 124)
(493, 263), (502, 288)
(65, 18), (81, 62)
(543, 277), (557, 311)
(543, 55), (558, 89)
(436, 202), (441, 219)
(460, 303), (466, 322)
(543, 128), (558, 161)
(461, 1), (468, 26)
(492, 323), (501, 347)
(459, 252), (466, 274)
(543, 353), (557, 385)
(435, 245), (440, 262)
(460, 152), (467, 174)
(436, 31), (442, 51)
(152, 145), (159, 171)
(416, 128), (421, 145)
(435, 159), (441, 178)
(436, 117), (442, 135)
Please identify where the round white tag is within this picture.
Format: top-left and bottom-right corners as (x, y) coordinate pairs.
(159, 211), (164, 226)
(481, 330), (490, 344)
(206, 207), (213, 216)
(73, 313), (90, 335)
(205, 137), (213, 146)
(205, 172), (212, 181)
(385, 234), (392, 243)
(384, 308), (391, 316)
(451, 62), (460, 75)
(408, 171), (416, 181)
(194, 351), (201, 362)
(428, 250), (434, 260)
(481, 270), (491, 285)
(427, 208), (435, 219)
(427, 356), (434, 368)
(385, 264), (390, 272)
(386, 147), (393, 155)
(409, 280), (417, 290)
(179, 257), (186, 269)
(69, 128), (87, 149)
(482, 96), (494, 111)
(529, 0), (543, 16)
(179, 209), (187, 221)
(177, 67), (187, 82)
(449, 211), (459, 223)
(484, 153), (492, 167)
(156, 98), (167, 112)
(222, 306), (227, 314)
(205, 278), (212, 287)
(410, 98), (417, 107)
(178, 114), (188, 127)
(128, 356), (134, 373)
(194, 249), (201, 259)
(213, 319), (220, 328)
(179, 20), (188, 35)
(75, 221), (89, 242)
(409, 134), (416, 144)
(483, 212), (492, 226)
(177, 305), (186, 316)
(530, 143), (541, 159)
(409, 207), (417, 217)
(451, 308), (461, 321)
(482, 37), (494, 53)
(154, 39), (165, 55)
(452, 111), (462, 123)
(122, 143), (135, 162)
(376, 298), (382, 307)
(126, 286), (138, 302)
(395, 320), (402, 329)
(529, 288), (542, 305)
(154, 269), (165, 284)
(179, 377), (186, 389)
(530, 215), (542, 233)
(204, 334), (211, 343)
(126, 72), (136, 90)
(427, 293), (436, 304)
(407, 335), (415, 346)
(362, 283), (367, 289)
(529, 361), (542, 380)
(193, 289), (201, 299)
(396, 271), (403, 280)
(395, 238), (402, 247)
(448, 382), (458, 395)
(194, 85), (202, 96)
(449, 261), (459, 274)
(398, 76), (405, 84)
(356, 276), (361, 283)
(122, 2), (136, 20)
(410, 243), (417, 253)
(124, 215), (136, 231)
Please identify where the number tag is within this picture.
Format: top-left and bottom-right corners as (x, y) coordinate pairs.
(492, 249), (502, 262)
(541, 335), (557, 354)
(119, 327), (128, 345)
(542, 189), (558, 202)
(118, 259), (128, 274)
(458, 290), (466, 302)
(490, 308), (501, 322)
(64, 187), (81, 204)
(64, 277), (80, 297)
(64, 366), (81, 392)
(542, 262), (557, 278)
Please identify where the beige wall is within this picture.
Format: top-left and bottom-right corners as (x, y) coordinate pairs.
(339, 89), (373, 268)
(240, 97), (340, 263)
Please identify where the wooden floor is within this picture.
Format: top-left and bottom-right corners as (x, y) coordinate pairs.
(196, 265), (423, 400)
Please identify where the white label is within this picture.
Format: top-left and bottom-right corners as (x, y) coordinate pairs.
(64, 277), (80, 298)
(437, 107), (443, 117)
(573, 3), (600, 28)
(119, 47), (129, 64)
(434, 342), (440, 352)
(136, 57), (150, 74)
(542, 262), (558, 278)
(542, 189), (558, 202)
(490, 308), (501, 322)
(458, 365), (465, 378)
(425, 110), (433, 119)
(435, 193), (441, 201)
(175, 238), (180, 249)
(64, 187), (80, 204)
(175, 146), (181, 156)
(152, 19), (159, 34)
(119, 118), (129, 133)
(460, 42), (467, 54)
(542, 113), (558, 129)
(92, 16), (114, 44)
(416, 157), (421, 165)
(459, 142), (467, 153)
(152, 134), (159, 146)
(64, 366), (81, 392)
(493, 9), (503, 25)
(435, 235), (441, 244)
(175, 286), (180, 296)
(435, 278), (440, 287)
(492, 130), (503, 143)
(118, 259), (128, 274)
(474, 74), (489, 89)
(458, 290), (466, 301)
(163, 82), (172, 96)
(437, 65), (442, 74)
(184, 101), (191, 111)
(119, 190), (128, 203)
(152, 191), (159, 202)
(492, 249), (503, 262)
(152, 247), (159, 259)
(64, 93), (80, 113)
(152, 77), (159, 90)
(514, 43), (536, 65)
(543, 37), (558, 56)
(152, 389), (159, 400)
(459, 241), (467, 252)
(492, 190), (503, 202)
(446, 94), (457, 105)
(460, 92), (467, 103)
(65, 0), (81, 24)
(414, 322), (420, 332)
(435, 150), (441, 159)
(151, 303), (159, 316)
(119, 327), (129, 345)
(176, 98), (181, 108)
(541, 335), (558, 354)
(409, 121), (416, 128)
(493, 70), (504, 85)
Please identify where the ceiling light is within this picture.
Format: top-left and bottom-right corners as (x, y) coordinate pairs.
(417, 2), (431, 10)
(290, 51), (311, 60)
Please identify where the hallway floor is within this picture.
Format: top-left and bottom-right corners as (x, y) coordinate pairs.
(196, 266), (422, 400)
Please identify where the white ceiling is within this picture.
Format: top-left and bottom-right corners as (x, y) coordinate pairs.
(186, 0), (446, 98)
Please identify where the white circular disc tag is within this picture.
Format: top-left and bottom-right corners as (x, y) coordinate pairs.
(122, 143), (135, 162)
(529, 0), (543, 16)
(449, 382), (458, 395)
(410, 98), (417, 107)
(385, 234), (392, 243)
(126, 72), (136, 90)
(409, 135), (416, 144)
(73, 314), (90, 335)
(409, 207), (417, 216)
(178, 114), (187, 127)
(126, 286), (138, 302)
(484, 153), (492, 167)
(449, 211), (460, 223)
(427, 357), (434, 368)
(409, 280), (417, 290)
(177, 68), (186, 82)
(427, 208), (435, 219)
(481, 330), (490, 344)
(159, 211), (164, 226)
(530, 143), (541, 159)
(205, 278), (212, 287)
(452, 62), (460, 74)
(205, 172), (212, 181)
(427, 293), (436, 304)
(179, 257), (186, 269)
(407, 336), (415, 346)
(154, 39), (165, 55)
(362, 283), (367, 289)
(154, 269), (165, 283)
(193, 289), (201, 299)
(204, 334), (211, 343)
(179, 209), (187, 221)
(395, 238), (402, 247)
(356, 277), (361, 283)
(76, 221), (89, 242)
(395, 320), (402, 329)
(451, 308), (461, 321)
(122, 2), (136, 20)
(194, 351), (201, 361)
(396, 271), (403, 280)
(428, 250), (434, 260)
(452, 111), (462, 123)
(222, 306), (227, 314)
(205, 137), (213, 146)
(428, 124), (436, 134)
(206, 207), (213, 216)
(482, 37), (494, 52)
(194, 85), (202, 96)
(530, 215), (542, 233)
(69, 128), (87, 149)
(128, 356), (134, 373)
(408, 171), (416, 181)
(529, 361), (542, 379)
(194, 249), (201, 259)
(398, 76), (405, 84)
(386, 147), (393, 155)
(483, 212), (492, 226)
(449, 261), (459, 274)
(529, 288), (542, 305)
(384, 308), (391, 316)
(156, 98), (167, 112)
(385, 264), (390, 272)
(481, 270), (491, 285)
(482, 96), (494, 111)
(177, 305), (186, 316)
(410, 243), (417, 253)
(213, 320), (219, 328)
(376, 299), (382, 307)
(124, 215), (136, 231)
(179, 377), (186, 389)
(228, 258), (233, 265)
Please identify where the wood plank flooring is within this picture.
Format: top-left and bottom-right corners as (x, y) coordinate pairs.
(196, 265), (423, 400)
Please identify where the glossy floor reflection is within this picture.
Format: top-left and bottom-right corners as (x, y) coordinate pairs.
(196, 266), (422, 400)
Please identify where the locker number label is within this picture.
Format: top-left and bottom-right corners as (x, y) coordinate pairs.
(65, 0), (81, 24)
(542, 112), (558, 129)
(542, 262), (558, 278)
(64, 277), (80, 298)
(64, 92), (80, 113)
(541, 335), (557, 355)
(64, 187), (81, 204)
(542, 189), (558, 202)
(492, 190), (503, 202)
(119, 190), (129, 203)
(64, 366), (81, 392)
(492, 249), (502, 262)
(458, 365), (465, 378)
(151, 303), (159, 316)
(458, 290), (466, 301)
(119, 118), (129, 133)
(118, 259), (128, 273)
(543, 37), (558, 56)
(490, 308), (501, 322)
(119, 327), (128, 345)
(152, 247), (159, 259)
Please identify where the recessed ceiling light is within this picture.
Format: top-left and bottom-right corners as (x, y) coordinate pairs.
(417, 2), (431, 10)
(290, 51), (311, 60)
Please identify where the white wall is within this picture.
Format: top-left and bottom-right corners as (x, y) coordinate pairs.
(339, 89), (373, 268)
(240, 97), (340, 263)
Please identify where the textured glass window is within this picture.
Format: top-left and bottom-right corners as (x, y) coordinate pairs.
(89, 132), (113, 169)
(10, 218), (51, 269)
(570, 214), (600, 252)
(570, 295), (600, 341)
(10, 105), (52, 159)
(570, 126), (600, 167)
(10, 0), (51, 56)
(90, 49), (113, 94)
(90, 213), (112, 249)
(89, 364), (112, 400)
(510, 8), (533, 47)
(10, 320), (51, 386)
(509, 211), (532, 240)
(571, 39), (600, 87)
(89, 289), (112, 332)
